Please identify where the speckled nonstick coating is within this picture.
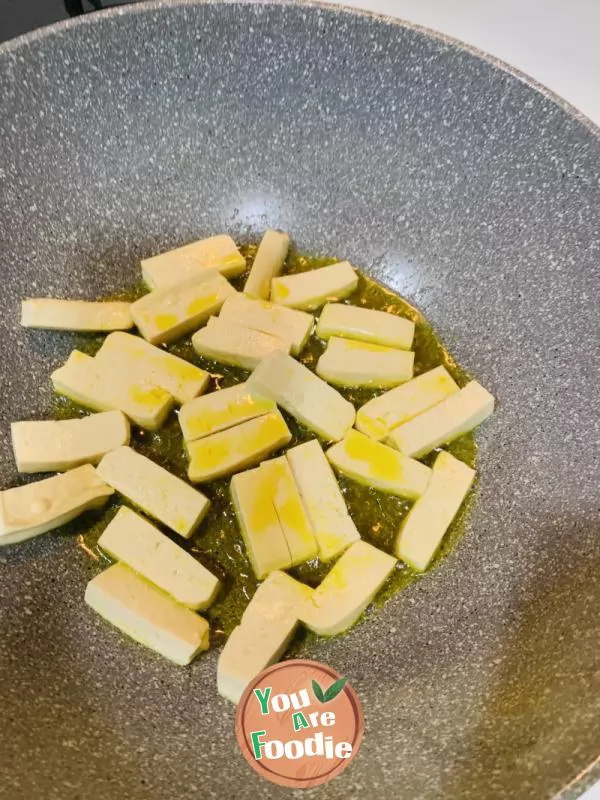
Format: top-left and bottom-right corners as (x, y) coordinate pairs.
(1, 2), (599, 798)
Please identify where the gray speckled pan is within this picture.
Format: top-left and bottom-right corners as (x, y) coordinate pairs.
(1, 2), (599, 798)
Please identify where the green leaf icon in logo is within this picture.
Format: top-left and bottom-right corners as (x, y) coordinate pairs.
(312, 676), (348, 704)
(312, 679), (326, 703)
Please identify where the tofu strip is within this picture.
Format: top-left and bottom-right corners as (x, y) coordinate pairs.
(191, 316), (289, 370)
(85, 563), (210, 666)
(243, 229), (290, 300)
(259, 457), (318, 566)
(326, 429), (431, 500)
(95, 332), (209, 405)
(386, 380), (495, 458)
(11, 411), (130, 473)
(141, 234), (245, 288)
(231, 456), (318, 578)
(395, 451), (475, 571)
(0, 465), (113, 546)
(97, 446), (210, 538)
(21, 299), (133, 332)
(316, 302), (414, 350)
(187, 410), (291, 483)
(51, 350), (173, 431)
(131, 270), (235, 345)
(178, 382), (276, 442)
(286, 440), (360, 561)
(270, 261), (358, 310)
(247, 350), (355, 442)
(230, 467), (292, 579)
(316, 336), (414, 388)
(300, 541), (397, 636)
(356, 366), (460, 441)
(98, 507), (219, 609)
(219, 293), (313, 355)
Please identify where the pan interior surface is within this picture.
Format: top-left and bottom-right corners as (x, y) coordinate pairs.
(0, 3), (599, 799)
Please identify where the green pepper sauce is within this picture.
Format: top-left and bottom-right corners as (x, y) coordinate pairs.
(54, 244), (477, 645)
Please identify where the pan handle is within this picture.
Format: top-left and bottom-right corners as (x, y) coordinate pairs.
(64, 0), (132, 15)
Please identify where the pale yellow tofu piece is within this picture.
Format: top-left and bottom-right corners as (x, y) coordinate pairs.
(191, 316), (289, 370)
(97, 446), (209, 538)
(247, 351), (355, 442)
(243, 229), (290, 300)
(395, 451), (475, 571)
(217, 571), (311, 703)
(316, 302), (414, 350)
(0, 465), (113, 546)
(356, 365), (460, 441)
(326, 429), (431, 500)
(187, 410), (291, 483)
(179, 382), (276, 442)
(85, 563), (210, 666)
(95, 332), (209, 405)
(141, 234), (246, 288)
(217, 626), (274, 704)
(386, 380), (495, 458)
(21, 299), (133, 332)
(11, 410), (130, 473)
(286, 440), (360, 561)
(300, 541), (396, 636)
(131, 270), (236, 345)
(241, 571), (312, 628)
(270, 261), (358, 310)
(230, 467), (292, 579)
(259, 457), (318, 566)
(219, 293), (313, 355)
(316, 336), (414, 389)
(51, 350), (173, 431)
(97, 507), (219, 609)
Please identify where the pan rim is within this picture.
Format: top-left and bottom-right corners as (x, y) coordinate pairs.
(1, 0), (599, 142)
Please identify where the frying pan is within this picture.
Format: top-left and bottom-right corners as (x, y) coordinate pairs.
(1, 2), (599, 798)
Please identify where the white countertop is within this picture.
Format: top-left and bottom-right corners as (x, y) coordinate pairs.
(328, 4), (599, 798)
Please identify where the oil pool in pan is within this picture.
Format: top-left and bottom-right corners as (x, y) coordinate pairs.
(52, 244), (477, 645)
